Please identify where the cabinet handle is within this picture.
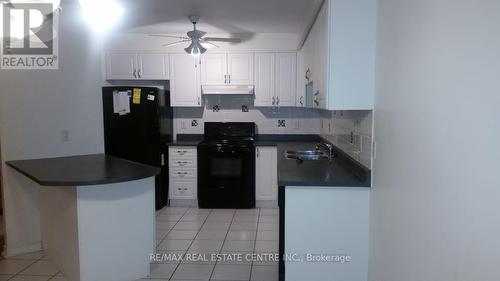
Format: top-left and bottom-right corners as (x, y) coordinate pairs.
(177, 161), (188, 166)
(133, 69), (137, 78)
(137, 69), (141, 78)
(272, 96), (276, 105)
(177, 150), (187, 155)
(300, 96), (304, 105)
(276, 96), (280, 105)
(224, 74), (227, 84)
(228, 74), (231, 84)
(257, 148), (260, 158)
(198, 97), (201, 105)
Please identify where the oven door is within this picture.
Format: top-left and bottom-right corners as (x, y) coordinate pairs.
(198, 144), (255, 208)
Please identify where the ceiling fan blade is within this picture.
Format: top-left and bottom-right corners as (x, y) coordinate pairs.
(162, 40), (191, 47)
(203, 37), (242, 43)
(200, 40), (220, 48)
(149, 34), (189, 40)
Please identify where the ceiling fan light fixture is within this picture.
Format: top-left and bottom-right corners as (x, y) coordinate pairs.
(184, 41), (207, 57)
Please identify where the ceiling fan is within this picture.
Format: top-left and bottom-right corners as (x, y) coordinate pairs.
(150, 16), (242, 57)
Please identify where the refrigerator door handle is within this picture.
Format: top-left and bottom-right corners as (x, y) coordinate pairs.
(161, 154), (165, 166)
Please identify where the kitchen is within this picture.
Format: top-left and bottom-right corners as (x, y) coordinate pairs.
(0, 0), (499, 281)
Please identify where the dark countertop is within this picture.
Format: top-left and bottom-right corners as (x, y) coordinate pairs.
(166, 134), (203, 146)
(166, 133), (370, 187)
(6, 154), (161, 186)
(275, 142), (371, 187)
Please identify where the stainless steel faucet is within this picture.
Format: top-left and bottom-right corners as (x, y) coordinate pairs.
(316, 141), (335, 161)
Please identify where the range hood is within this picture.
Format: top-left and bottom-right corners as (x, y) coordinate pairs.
(202, 85), (254, 95)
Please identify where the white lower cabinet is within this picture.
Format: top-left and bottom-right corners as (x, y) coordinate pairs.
(285, 186), (370, 281)
(255, 146), (278, 201)
(168, 146), (197, 200)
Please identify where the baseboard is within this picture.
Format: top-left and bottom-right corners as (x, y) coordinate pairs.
(256, 200), (278, 208)
(168, 199), (198, 207)
(3, 241), (42, 258)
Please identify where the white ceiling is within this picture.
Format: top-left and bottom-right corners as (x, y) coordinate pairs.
(119, 0), (322, 35)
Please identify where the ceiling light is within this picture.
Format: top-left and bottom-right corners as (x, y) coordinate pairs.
(79, 0), (124, 34)
(184, 40), (207, 57)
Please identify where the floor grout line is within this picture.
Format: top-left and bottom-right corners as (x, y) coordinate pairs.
(248, 207), (261, 281)
(167, 207), (212, 281)
(208, 208), (237, 281)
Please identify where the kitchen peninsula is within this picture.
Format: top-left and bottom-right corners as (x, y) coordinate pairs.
(6, 154), (160, 281)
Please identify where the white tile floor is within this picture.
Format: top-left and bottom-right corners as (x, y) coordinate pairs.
(148, 207), (279, 281)
(0, 207), (279, 281)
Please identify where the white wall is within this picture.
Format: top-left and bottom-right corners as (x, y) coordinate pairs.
(370, 1), (500, 280)
(0, 1), (104, 256)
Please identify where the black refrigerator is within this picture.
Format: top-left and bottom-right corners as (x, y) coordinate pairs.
(102, 86), (173, 210)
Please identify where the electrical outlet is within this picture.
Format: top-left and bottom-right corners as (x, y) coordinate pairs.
(60, 130), (70, 142)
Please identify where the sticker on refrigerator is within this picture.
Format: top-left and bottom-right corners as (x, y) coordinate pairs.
(147, 94), (155, 101)
(132, 88), (141, 104)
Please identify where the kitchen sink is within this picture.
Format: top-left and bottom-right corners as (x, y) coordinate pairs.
(284, 150), (329, 161)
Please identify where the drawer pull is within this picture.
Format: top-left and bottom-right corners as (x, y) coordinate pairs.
(177, 161), (188, 166)
(176, 150), (188, 155)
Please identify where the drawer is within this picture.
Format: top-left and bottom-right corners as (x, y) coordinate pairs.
(169, 147), (197, 157)
(169, 158), (196, 168)
(170, 169), (197, 179)
(170, 180), (196, 199)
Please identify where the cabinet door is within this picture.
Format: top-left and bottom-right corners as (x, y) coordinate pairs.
(105, 52), (137, 80)
(255, 147), (278, 201)
(227, 53), (254, 85)
(314, 3), (328, 109)
(137, 53), (169, 80)
(254, 53), (275, 107)
(275, 53), (297, 107)
(201, 53), (227, 85)
(169, 54), (202, 107)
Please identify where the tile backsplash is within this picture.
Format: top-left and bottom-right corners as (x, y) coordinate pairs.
(174, 95), (321, 136)
(172, 95), (373, 169)
(320, 110), (373, 169)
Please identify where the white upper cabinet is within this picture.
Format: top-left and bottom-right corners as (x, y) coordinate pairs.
(255, 146), (278, 201)
(300, 0), (376, 110)
(106, 52), (137, 80)
(328, 0), (376, 110)
(227, 53), (254, 85)
(275, 52), (297, 107)
(137, 54), (169, 80)
(201, 53), (254, 85)
(106, 52), (169, 80)
(254, 52), (297, 107)
(169, 54), (202, 107)
(200, 53), (227, 85)
(254, 53), (275, 106)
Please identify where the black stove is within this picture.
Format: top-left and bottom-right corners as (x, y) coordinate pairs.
(198, 122), (256, 208)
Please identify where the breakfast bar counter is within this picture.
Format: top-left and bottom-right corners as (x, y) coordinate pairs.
(7, 154), (160, 281)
